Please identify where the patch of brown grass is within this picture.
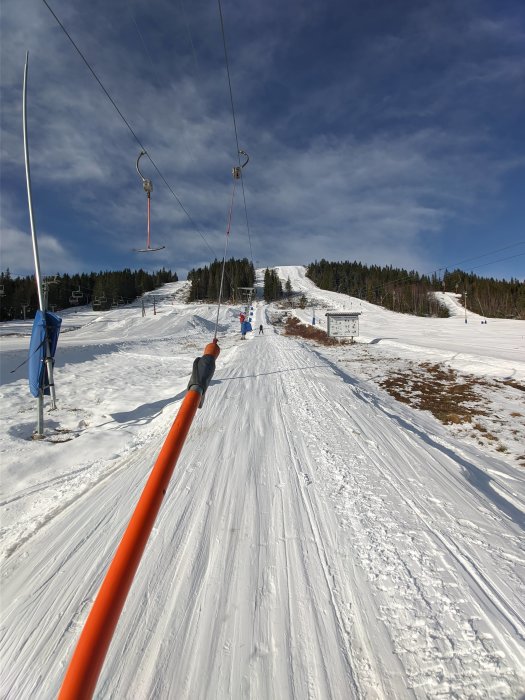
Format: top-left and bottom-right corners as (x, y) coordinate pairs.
(503, 380), (525, 392)
(379, 363), (486, 425)
(284, 317), (339, 346)
(377, 361), (525, 465)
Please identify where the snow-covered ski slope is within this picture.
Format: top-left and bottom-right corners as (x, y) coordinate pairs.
(1, 270), (524, 699)
(276, 266), (524, 378)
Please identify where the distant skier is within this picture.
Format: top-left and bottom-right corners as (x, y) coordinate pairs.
(259, 324), (264, 335)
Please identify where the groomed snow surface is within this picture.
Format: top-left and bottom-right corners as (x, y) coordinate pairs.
(1, 267), (524, 699)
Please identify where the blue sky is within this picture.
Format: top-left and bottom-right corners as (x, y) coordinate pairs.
(1, 0), (524, 281)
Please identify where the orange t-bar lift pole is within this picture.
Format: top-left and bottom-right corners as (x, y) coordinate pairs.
(59, 339), (220, 699)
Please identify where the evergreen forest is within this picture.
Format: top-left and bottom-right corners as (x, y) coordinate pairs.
(306, 260), (524, 319)
(263, 268), (283, 302)
(1, 259), (523, 321)
(0, 268), (177, 320)
(187, 258), (255, 302)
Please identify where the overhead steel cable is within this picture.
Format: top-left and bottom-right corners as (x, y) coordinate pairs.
(214, 178), (238, 338)
(438, 241), (525, 272)
(344, 241), (525, 300)
(217, 0), (255, 266)
(40, 0), (219, 262)
(467, 251), (524, 272)
(377, 241), (525, 293)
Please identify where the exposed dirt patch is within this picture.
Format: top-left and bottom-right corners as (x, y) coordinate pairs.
(376, 361), (525, 465)
(379, 363), (488, 425)
(284, 317), (340, 346)
(503, 379), (525, 393)
(280, 319), (525, 467)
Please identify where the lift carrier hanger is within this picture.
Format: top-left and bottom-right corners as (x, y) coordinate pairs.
(134, 149), (165, 253)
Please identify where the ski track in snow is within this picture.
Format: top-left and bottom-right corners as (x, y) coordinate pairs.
(1, 275), (524, 699)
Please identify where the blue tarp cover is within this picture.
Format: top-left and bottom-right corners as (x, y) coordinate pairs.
(28, 310), (62, 397)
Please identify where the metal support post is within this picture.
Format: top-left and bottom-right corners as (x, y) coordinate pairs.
(24, 52), (57, 431)
(35, 390), (45, 439)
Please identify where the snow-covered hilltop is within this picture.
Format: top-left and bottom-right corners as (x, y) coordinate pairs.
(1, 267), (524, 698)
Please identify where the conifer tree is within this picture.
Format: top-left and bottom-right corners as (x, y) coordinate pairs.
(0, 268), (177, 319)
(306, 260), (524, 319)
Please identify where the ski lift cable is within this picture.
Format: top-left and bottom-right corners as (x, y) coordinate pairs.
(40, 0), (250, 295)
(213, 176), (238, 338)
(217, 0), (255, 267)
(179, 0), (200, 74)
(40, 0), (219, 262)
(467, 251), (525, 273)
(211, 0), (255, 332)
(128, 7), (156, 69)
(337, 244), (525, 300)
(127, 0), (250, 279)
(439, 240), (525, 271)
(400, 243), (525, 290)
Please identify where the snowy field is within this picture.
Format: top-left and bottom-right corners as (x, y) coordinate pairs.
(1, 268), (524, 699)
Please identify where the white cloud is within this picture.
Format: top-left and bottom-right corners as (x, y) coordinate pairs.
(0, 225), (83, 277)
(1, 0), (524, 280)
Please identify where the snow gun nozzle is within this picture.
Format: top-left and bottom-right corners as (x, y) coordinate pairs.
(204, 337), (220, 359)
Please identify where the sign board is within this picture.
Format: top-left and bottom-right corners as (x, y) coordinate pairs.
(326, 313), (360, 338)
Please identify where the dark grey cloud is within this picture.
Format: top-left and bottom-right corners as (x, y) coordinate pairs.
(1, 0), (524, 280)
